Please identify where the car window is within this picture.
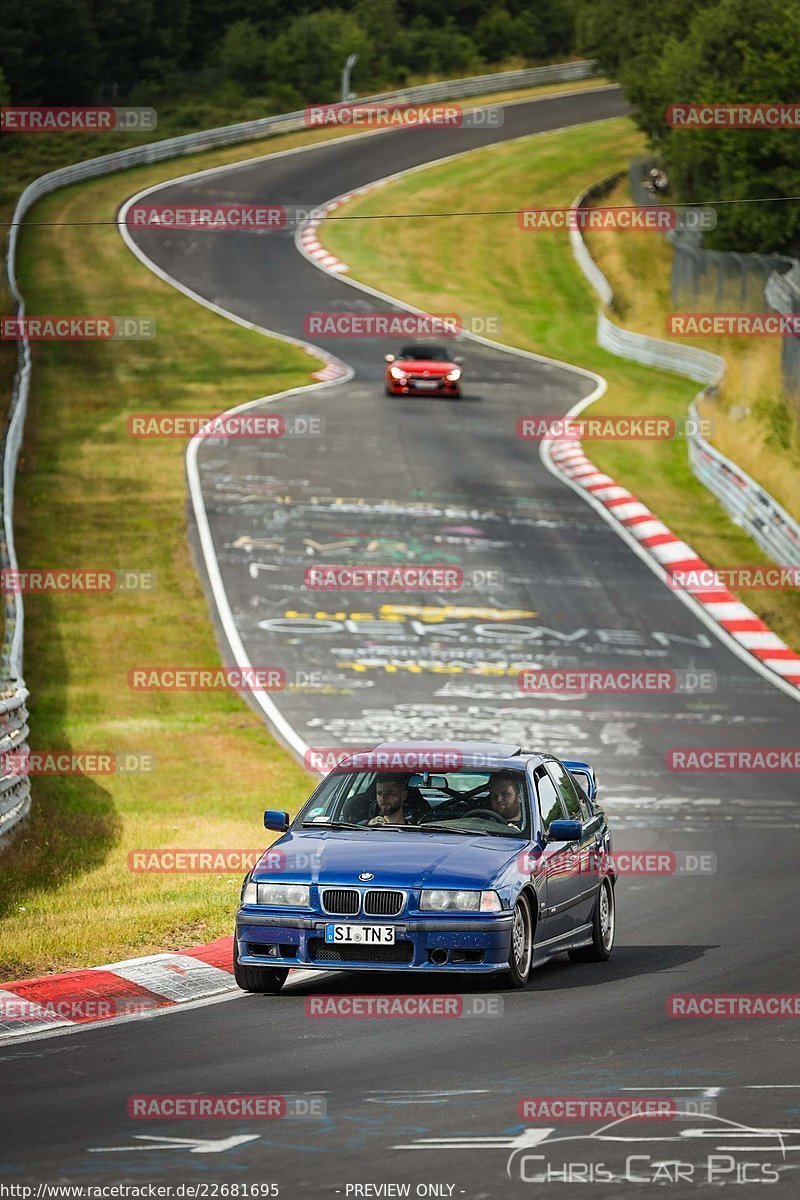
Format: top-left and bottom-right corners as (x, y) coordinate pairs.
(547, 759), (585, 821)
(397, 344), (450, 361)
(534, 767), (565, 833)
(295, 769), (530, 837)
(568, 772), (594, 821)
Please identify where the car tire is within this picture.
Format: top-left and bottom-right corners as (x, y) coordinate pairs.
(501, 893), (534, 988)
(233, 943), (288, 993)
(568, 877), (615, 963)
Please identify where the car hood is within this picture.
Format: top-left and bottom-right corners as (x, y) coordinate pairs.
(393, 360), (455, 375)
(252, 827), (523, 890)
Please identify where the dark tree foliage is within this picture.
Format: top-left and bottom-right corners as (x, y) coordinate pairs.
(577, 0), (800, 253)
(0, 0), (578, 108)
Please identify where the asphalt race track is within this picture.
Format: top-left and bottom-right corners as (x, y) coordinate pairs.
(3, 86), (800, 1196)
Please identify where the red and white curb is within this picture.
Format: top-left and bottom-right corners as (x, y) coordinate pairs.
(547, 439), (800, 688)
(310, 351), (349, 382)
(0, 933), (330, 1042)
(298, 180), (388, 275)
(0, 937), (238, 1040)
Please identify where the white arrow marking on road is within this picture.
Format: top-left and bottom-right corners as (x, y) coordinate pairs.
(89, 1135), (260, 1155)
(394, 1128), (554, 1151)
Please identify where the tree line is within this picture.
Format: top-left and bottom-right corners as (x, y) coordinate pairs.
(0, 0), (578, 109)
(578, 0), (800, 254)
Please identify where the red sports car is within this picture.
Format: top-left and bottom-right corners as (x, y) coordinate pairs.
(385, 344), (463, 398)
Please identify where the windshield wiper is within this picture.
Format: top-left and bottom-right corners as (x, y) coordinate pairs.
(301, 820), (365, 830)
(414, 823), (490, 837)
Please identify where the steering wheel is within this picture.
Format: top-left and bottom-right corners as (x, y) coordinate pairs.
(464, 808), (511, 825)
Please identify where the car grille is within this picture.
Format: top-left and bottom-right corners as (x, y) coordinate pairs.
(364, 890), (405, 916)
(321, 888), (360, 915)
(308, 939), (414, 965)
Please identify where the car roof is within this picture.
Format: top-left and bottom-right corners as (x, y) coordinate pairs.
(396, 344), (450, 357)
(335, 741), (547, 772)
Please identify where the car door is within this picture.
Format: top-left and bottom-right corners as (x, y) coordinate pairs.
(547, 758), (602, 931)
(532, 764), (578, 941)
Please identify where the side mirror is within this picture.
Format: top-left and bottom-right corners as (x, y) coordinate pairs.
(547, 819), (582, 843)
(384, 354), (395, 363)
(264, 809), (290, 832)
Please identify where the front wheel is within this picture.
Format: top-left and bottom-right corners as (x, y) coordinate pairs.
(233, 942), (288, 993)
(568, 877), (615, 963)
(501, 894), (533, 988)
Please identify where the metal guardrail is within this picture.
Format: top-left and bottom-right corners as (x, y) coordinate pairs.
(687, 400), (800, 566)
(0, 60), (599, 844)
(568, 177), (800, 563)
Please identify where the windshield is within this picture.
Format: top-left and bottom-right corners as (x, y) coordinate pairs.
(296, 769), (530, 838)
(396, 344), (452, 362)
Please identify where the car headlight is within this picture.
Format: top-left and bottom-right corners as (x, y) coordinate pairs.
(389, 366), (407, 380)
(419, 888), (502, 912)
(445, 368), (462, 382)
(256, 882), (311, 907)
(241, 879), (258, 905)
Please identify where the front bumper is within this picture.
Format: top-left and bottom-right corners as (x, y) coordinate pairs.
(387, 378), (460, 396)
(236, 910), (514, 973)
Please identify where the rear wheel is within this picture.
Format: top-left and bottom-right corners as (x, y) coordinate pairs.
(501, 894), (533, 988)
(233, 942), (288, 993)
(568, 877), (615, 963)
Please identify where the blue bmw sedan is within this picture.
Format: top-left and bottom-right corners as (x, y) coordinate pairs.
(234, 742), (616, 992)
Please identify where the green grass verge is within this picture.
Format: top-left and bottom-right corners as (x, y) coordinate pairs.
(0, 130), (340, 979)
(322, 116), (800, 651)
(583, 174), (800, 526)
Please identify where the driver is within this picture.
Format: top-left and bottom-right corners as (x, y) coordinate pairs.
(488, 772), (524, 829)
(369, 774), (408, 826)
(368, 773), (431, 826)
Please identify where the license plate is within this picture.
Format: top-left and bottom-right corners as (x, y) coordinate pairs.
(414, 379), (439, 389)
(324, 923), (395, 945)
